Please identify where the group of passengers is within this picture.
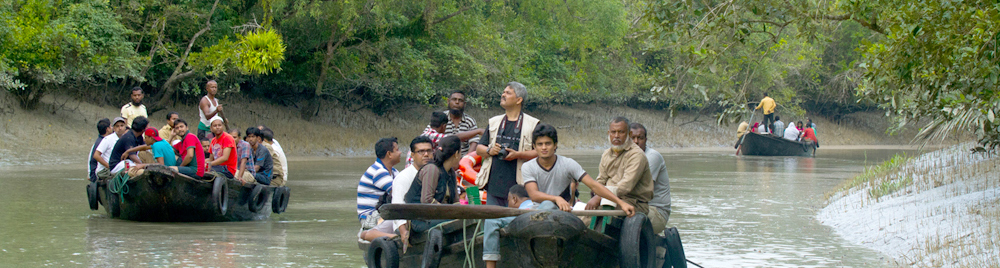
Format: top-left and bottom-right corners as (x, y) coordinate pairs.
(355, 82), (674, 267)
(734, 92), (820, 147)
(86, 81), (288, 187)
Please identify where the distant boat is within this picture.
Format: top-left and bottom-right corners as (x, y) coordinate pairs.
(86, 165), (289, 222)
(738, 132), (816, 157)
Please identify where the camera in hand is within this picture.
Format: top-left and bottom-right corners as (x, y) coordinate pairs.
(497, 143), (511, 158)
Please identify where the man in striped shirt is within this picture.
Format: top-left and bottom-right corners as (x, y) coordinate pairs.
(444, 91), (483, 155)
(357, 137), (401, 241)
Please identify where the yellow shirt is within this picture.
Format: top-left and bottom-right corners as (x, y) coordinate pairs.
(159, 125), (180, 144)
(121, 103), (148, 126)
(736, 121), (749, 139)
(755, 96), (776, 114)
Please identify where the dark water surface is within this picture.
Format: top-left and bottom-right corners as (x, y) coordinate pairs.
(0, 148), (906, 267)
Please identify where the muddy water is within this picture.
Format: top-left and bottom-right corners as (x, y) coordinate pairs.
(0, 148), (905, 267)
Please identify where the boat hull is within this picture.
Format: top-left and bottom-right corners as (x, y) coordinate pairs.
(96, 165), (276, 222)
(739, 132), (816, 157)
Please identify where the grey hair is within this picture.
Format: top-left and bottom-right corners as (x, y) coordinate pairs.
(507, 81), (527, 104)
(612, 116), (630, 126)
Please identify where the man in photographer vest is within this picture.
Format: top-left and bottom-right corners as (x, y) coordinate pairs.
(475, 82), (540, 207)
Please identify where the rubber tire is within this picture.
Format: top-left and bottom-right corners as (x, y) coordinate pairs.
(108, 190), (121, 218)
(663, 227), (687, 268)
(87, 182), (99, 210)
(247, 184), (267, 213)
(620, 213), (656, 268)
(366, 237), (400, 268)
(212, 177), (229, 214)
(272, 187), (290, 214)
(421, 228), (443, 268)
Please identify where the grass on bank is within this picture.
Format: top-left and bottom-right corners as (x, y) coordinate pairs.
(828, 153), (914, 199)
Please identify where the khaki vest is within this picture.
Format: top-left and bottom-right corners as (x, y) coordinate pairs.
(475, 113), (540, 188)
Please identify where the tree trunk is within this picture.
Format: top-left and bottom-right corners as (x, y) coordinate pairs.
(151, 0), (220, 112)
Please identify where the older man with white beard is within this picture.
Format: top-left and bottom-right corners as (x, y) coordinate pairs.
(586, 117), (654, 216)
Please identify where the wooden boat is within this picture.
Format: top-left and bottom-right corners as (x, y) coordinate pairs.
(361, 204), (688, 268)
(85, 165), (290, 222)
(738, 132), (816, 157)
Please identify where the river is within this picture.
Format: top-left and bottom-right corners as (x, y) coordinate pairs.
(0, 148), (906, 267)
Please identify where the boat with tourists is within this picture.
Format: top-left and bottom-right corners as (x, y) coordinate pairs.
(85, 164), (290, 222)
(737, 132), (816, 157)
(360, 203), (688, 268)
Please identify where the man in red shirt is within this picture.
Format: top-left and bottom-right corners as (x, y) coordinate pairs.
(801, 125), (819, 148)
(171, 119), (207, 178)
(207, 119), (237, 178)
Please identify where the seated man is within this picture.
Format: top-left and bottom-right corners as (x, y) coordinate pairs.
(246, 127), (273, 185)
(391, 136), (435, 238)
(406, 111), (484, 167)
(201, 136), (212, 159)
(258, 127), (287, 186)
(483, 184), (538, 268)
(122, 128), (178, 168)
(206, 119), (237, 178)
(170, 119), (206, 178)
(160, 112), (182, 145)
(229, 128), (255, 184)
(109, 117), (150, 173)
(630, 123), (671, 234)
(358, 137), (401, 241)
(586, 117), (653, 217)
(89, 118), (111, 182)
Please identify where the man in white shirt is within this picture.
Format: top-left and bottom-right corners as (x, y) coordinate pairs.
(390, 136), (435, 237)
(629, 123), (670, 234)
(93, 117), (128, 178)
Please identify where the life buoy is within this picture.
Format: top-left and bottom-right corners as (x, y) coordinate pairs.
(457, 151), (481, 185)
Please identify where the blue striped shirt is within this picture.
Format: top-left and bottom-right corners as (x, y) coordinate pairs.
(357, 159), (396, 219)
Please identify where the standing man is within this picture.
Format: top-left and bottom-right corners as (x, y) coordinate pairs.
(773, 115), (785, 138)
(160, 112), (181, 145)
(755, 92), (776, 133)
(444, 91), (483, 155)
(121, 87), (148, 127)
(88, 118), (111, 182)
(358, 137), (401, 241)
(198, 80), (224, 139)
(629, 123), (671, 234)
(405, 111), (481, 166)
(476, 82), (540, 207)
(390, 136), (434, 237)
(586, 117), (653, 216)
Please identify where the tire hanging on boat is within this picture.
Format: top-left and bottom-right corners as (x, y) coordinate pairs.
(272, 187), (289, 214)
(87, 182), (99, 210)
(421, 228), (443, 268)
(211, 177), (229, 214)
(108, 188), (121, 217)
(365, 236), (400, 268)
(247, 184), (268, 213)
(620, 213), (656, 268)
(663, 227), (687, 268)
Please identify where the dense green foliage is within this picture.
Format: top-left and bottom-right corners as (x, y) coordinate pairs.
(2, 0), (995, 148)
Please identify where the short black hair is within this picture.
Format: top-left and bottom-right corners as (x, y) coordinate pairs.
(166, 111), (179, 121)
(763, 92), (769, 96)
(174, 118), (188, 128)
(199, 135), (211, 142)
(629, 122), (647, 135)
(260, 128), (275, 142)
(97, 118), (111, 136)
(430, 111), (448, 128)
(131, 116), (149, 131)
(131, 86), (143, 93)
(508, 184), (529, 199)
(410, 135), (434, 152)
(246, 127), (262, 138)
(375, 137), (398, 159)
(775, 115), (780, 121)
(532, 123), (558, 144)
(450, 90), (466, 98)
(611, 116), (630, 126)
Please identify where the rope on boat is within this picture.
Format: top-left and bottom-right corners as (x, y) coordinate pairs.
(109, 172), (130, 201)
(461, 219), (484, 268)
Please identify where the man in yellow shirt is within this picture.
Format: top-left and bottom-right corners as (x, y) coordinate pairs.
(159, 112), (181, 145)
(755, 92), (776, 133)
(121, 87), (148, 127)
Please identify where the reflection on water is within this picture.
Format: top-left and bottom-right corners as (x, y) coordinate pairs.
(0, 149), (907, 267)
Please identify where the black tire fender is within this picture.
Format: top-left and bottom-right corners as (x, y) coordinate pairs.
(87, 182), (99, 211)
(211, 176), (229, 214)
(247, 184), (267, 213)
(108, 190), (121, 218)
(620, 213), (656, 268)
(366, 236), (400, 268)
(663, 227), (687, 268)
(421, 228), (443, 268)
(272, 187), (290, 214)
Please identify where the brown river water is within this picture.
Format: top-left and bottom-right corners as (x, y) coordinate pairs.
(0, 148), (908, 267)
